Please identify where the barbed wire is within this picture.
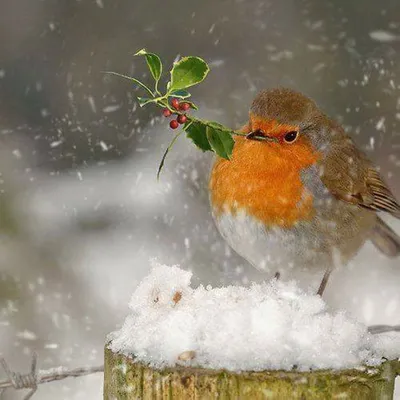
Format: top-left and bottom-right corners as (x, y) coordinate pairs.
(0, 353), (103, 400)
(368, 324), (400, 334)
(0, 324), (398, 398)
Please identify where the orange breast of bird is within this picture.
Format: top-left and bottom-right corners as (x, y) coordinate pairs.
(209, 130), (321, 228)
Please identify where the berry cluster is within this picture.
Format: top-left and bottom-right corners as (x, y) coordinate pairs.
(163, 98), (190, 129)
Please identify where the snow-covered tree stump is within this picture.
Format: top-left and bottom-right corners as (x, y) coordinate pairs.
(104, 347), (400, 399)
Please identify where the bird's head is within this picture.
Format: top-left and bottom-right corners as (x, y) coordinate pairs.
(245, 87), (331, 148)
(227, 87), (340, 173)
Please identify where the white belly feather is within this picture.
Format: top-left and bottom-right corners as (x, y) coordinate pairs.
(211, 197), (375, 285)
(213, 208), (332, 282)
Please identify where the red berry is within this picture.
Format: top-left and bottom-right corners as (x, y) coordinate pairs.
(177, 114), (187, 124)
(169, 120), (179, 129)
(163, 108), (172, 117)
(179, 102), (190, 111)
(171, 98), (180, 110)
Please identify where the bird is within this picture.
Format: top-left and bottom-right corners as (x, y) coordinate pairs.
(209, 88), (400, 295)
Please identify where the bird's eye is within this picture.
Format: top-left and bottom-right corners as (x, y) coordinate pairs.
(283, 131), (298, 143)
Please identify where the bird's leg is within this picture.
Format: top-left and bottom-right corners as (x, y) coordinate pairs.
(317, 249), (341, 296)
(317, 266), (332, 296)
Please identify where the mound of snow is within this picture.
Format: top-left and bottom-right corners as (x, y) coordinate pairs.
(109, 262), (399, 372)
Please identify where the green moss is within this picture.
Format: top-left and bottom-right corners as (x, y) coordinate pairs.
(104, 346), (400, 400)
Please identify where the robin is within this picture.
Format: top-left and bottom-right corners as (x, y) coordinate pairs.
(209, 88), (400, 295)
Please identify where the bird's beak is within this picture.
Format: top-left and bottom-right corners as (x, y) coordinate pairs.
(245, 130), (279, 143)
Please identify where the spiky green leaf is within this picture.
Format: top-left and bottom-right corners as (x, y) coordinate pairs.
(170, 57), (209, 91)
(135, 49), (162, 83)
(206, 126), (235, 159)
(169, 89), (191, 99)
(137, 97), (156, 107)
(184, 121), (211, 152)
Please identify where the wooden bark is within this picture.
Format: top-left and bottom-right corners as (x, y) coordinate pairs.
(104, 346), (400, 399)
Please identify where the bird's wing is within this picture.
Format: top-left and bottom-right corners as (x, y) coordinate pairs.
(320, 139), (400, 218)
(360, 168), (400, 217)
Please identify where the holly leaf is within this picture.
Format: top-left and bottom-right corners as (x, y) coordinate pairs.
(135, 49), (162, 83)
(170, 56), (209, 91)
(206, 126), (234, 159)
(137, 97), (155, 107)
(169, 89), (191, 99)
(184, 121), (211, 152)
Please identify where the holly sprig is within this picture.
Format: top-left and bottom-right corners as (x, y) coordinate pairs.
(104, 49), (250, 178)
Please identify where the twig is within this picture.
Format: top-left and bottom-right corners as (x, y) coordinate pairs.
(0, 353), (103, 400)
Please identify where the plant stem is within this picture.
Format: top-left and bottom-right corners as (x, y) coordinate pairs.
(157, 98), (173, 111)
(186, 116), (248, 138)
(157, 131), (183, 180)
(102, 71), (154, 97)
(154, 80), (161, 96)
(157, 98), (249, 141)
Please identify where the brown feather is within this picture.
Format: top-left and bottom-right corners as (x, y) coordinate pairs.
(359, 168), (400, 218)
(320, 129), (400, 219)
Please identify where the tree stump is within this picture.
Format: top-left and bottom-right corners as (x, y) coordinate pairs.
(104, 346), (400, 399)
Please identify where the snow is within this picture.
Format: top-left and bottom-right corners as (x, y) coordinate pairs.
(44, 343), (59, 349)
(99, 141), (109, 151)
(109, 263), (400, 372)
(376, 116), (386, 131)
(50, 140), (63, 148)
(374, 333), (400, 361)
(102, 104), (122, 113)
(87, 96), (97, 113)
(16, 329), (37, 340)
(369, 30), (400, 42)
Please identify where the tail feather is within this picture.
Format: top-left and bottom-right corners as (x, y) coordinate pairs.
(370, 217), (400, 257)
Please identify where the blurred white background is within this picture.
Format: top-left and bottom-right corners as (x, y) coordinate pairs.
(0, 0), (399, 398)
